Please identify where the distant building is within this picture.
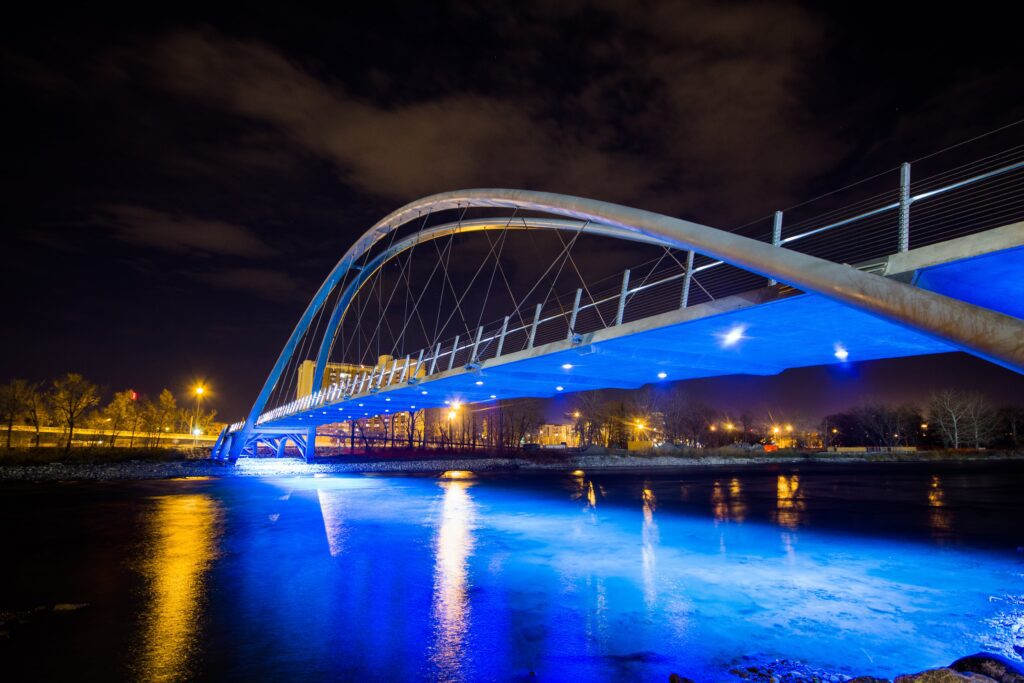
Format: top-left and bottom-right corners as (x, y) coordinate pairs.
(296, 355), (427, 399)
(535, 423), (575, 446)
(296, 359), (371, 399)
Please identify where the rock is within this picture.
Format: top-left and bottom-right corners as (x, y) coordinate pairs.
(894, 668), (993, 683)
(951, 653), (1024, 683)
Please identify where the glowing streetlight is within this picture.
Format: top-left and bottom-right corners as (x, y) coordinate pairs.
(191, 384), (206, 446)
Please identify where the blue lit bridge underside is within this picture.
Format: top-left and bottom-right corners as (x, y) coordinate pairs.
(214, 211), (1024, 461)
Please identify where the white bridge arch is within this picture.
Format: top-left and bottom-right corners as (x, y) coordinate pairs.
(215, 186), (1024, 461)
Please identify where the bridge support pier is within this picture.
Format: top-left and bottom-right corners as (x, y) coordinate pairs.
(304, 426), (317, 463)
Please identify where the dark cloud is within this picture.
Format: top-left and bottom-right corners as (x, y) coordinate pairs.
(123, 1), (841, 221)
(188, 267), (306, 302)
(98, 205), (274, 257)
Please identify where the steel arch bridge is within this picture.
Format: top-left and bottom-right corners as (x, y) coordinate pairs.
(213, 152), (1024, 462)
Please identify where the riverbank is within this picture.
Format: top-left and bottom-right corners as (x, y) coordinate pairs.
(672, 651), (1024, 682)
(0, 449), (1021, 480)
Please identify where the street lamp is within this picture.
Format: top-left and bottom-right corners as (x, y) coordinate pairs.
(191, 385), (206, 446)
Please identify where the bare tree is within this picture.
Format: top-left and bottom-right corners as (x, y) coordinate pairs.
(928, 390), (971, 449)
(659, 386), (715, 447)
(850, 403), (919, 448)
(146, 389), (177, 447)
(25, 382), (48, 447)
(102, 390), (137, 447)
(996, 405), (1024, 449)
(0, 379), (31, 448)
(50, 373), (100, 451)
(964, 393), (998, 449)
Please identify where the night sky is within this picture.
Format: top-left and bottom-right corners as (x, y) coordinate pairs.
(3, 2), (1023, 420)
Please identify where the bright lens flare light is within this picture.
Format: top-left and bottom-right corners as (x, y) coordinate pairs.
(834, 345), (850, 361)
(719, 324), (747, 348)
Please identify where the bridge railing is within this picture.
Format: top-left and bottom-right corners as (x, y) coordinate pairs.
(251, 148), (1024, 427)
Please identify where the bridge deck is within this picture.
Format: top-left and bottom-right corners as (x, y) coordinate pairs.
(257, 231), (1024, 431)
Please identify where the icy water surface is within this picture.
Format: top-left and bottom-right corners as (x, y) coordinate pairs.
(1, 462), (1022, 681)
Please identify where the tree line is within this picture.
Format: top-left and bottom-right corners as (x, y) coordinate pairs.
(823, 390), (1022, 450)
(0, 374), (221, 451)
(326, 385), (1021, 453)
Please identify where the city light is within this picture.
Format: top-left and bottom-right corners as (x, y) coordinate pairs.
(573, 411), (581, 418)
(447, 410), (457, 420)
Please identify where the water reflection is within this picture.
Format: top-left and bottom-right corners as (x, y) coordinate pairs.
(711, 480), (727, 522)
(928, 475), (953, 541)
(642, 486), (658, 607)
(775, 475), (805, 530)
(570, 471), (598, 508)
(710, 479), (746, 523)
(430, 479), (477, 680)
(139, 494), (221, 682)
(317, 488), (347, 556)
(729, 477), (747, 522)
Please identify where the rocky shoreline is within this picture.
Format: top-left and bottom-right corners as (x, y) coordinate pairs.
(0, 452), (1022, 481)
(672, 652), (1024, 682)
